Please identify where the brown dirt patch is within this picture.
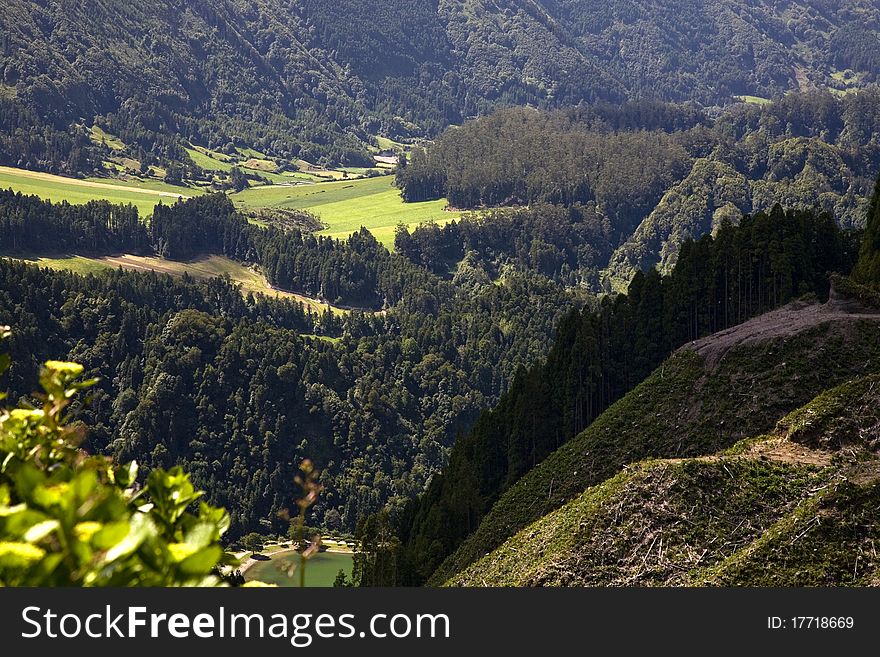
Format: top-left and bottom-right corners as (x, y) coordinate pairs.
(681, 301), (880, 370)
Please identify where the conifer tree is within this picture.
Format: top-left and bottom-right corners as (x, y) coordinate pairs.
(853, 174), (880, 286)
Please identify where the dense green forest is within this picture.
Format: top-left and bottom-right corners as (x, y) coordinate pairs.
(1, 1), (878, 175)
(0, 189), (149, 253)
(0, 191), (581, 536)
(357, 204), (861, 585)
(397, 90), (880, 291)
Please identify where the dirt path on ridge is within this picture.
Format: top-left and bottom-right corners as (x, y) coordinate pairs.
(681, 300), (880, 369)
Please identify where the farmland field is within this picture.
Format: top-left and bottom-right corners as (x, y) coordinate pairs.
(734, 94), (772, 105)
(232, 176), (459, 248)
(0, 166), (195, 217)
(186, 147), (322, 184)
(185, 146), (235, 172)
(0, 165), (460, 250)
(89, 125), (126, 151)
(374, 136), (407, 152)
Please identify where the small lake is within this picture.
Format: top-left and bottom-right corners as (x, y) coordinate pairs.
(244, 550), (354, 587)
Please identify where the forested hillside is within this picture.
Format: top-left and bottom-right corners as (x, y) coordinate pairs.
(854, 174), (880, 285)
(358, 205), (861, 585)
(352, 173), (880, 588)
(0, 191), (580, 536)
(396, 91), (880, 291)
(1, 0), (879, 592)
(2, 0), (878, 175)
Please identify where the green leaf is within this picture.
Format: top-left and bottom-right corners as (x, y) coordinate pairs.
(183, 522), (217, 551)
(103, 514), (152, 563)
(0, 502), (26, 518)
(167, 542), (198, 562)
(146, 467), (203, 526)
(114, 461), (138, 488)
(32, 482), (69, 510)
(198, 502), (231, 535)
(70, 470), (99, 503)
(92, 521), (130, 550)
(178, 545), (222, 576)
(23, 519), (59, 543)
(0, 541), (45, 568)
(43, 361), (84, 377)
(15, 466), (49, 503)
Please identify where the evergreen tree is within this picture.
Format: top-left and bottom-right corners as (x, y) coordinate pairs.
(853, 174), (880, 286)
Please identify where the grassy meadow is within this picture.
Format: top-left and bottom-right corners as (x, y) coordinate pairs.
(1, 159), (460, 255)
(734, 95), (772, 105)
(232, 175), (459, 248)
(4, 254), (116, 276)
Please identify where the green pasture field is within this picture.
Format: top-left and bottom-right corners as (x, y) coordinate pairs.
(734, 95), (772, 105)
(231, 176), (458, 248)
(1, 165), (459, 250)
(0, 165), (195, 217)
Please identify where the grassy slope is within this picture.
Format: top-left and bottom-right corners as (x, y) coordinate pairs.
(98, 255), (346, 314)
(0, 166), (196, 217)
(185, 147), (235, 173)
(430, 314), (880, 585)
(88, 125), (126, 151)
(691, 478), (880, 586)
(449, 370), (880, 587)
(5, 253), (347, 315)
(3, 254), (115, 276)
(231, 176), (459, 248)
(734, 95), (772, 105)
(447, 457), (832, 586)
(187, 146), (303, 184)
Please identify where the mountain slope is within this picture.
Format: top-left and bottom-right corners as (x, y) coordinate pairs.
(447, 369), (880, 586)
(447, 428), (880, 586)
(2, 0), (878, 173)
(430, 292), (880, 584)
(547, 0), (880, 101)
(605, 158), (751, 286)
(395, 91), (880, 294)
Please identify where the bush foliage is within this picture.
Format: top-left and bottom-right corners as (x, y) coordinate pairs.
(0, 328), (235, 586)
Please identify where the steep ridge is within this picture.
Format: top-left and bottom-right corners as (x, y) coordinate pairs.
(685, 293), (880, 369)
(430, 294), (880, 584)
(447, 373), (880, 586)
